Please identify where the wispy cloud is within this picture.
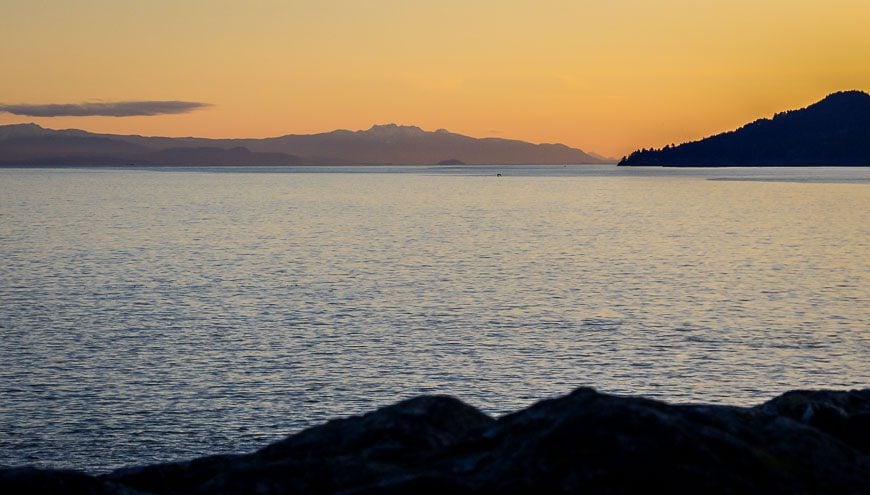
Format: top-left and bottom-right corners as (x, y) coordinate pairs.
(0, 100), (210, 117)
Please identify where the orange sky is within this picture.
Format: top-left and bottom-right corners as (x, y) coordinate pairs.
(2, 0), (869, 157)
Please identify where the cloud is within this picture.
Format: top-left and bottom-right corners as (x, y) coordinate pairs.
(0, 100), (210, 117)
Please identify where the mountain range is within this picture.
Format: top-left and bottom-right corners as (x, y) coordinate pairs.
(619, 91), (870, 166)
(0, 123), (608, 166)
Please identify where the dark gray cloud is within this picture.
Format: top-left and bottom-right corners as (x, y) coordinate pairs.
(0, 100), (210, 117)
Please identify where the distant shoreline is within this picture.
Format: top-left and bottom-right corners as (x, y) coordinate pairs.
(0, 122), (610, 167)
(620, 91), (870, 167)
(8, 163), (870, 169)
(0, 162), (613, 168)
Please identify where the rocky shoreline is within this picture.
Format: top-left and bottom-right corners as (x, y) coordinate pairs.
(2, 388), (868, 494)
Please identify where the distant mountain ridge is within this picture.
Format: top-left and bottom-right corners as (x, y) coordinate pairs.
(0, 123), (607, 166)
(619, 91), (870, 166)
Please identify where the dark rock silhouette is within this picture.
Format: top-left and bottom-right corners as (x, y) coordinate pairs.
(619, 90), (870, 166)
(2, 388), (867, 494)
(0, 123), (606, 166)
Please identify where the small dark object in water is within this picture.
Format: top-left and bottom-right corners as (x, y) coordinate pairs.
(497, 173), (502, 177)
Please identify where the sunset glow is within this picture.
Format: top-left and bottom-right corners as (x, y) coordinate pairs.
(2, 0), (869, 157)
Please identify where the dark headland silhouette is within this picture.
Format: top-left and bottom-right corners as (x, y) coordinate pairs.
(619, 90), (870, 166)
(1, 388), (867, 494)
(0, 123), (607, 166)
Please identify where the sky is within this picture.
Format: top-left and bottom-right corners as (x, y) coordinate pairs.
(1, 0), (869, 157)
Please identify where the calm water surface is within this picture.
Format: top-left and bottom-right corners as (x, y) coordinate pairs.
(1, 165), (868, 471)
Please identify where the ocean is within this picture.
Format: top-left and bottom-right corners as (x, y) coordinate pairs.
(1, 165), (867, 471)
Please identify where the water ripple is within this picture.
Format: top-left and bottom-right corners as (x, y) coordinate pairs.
(0, 166), (867, 472)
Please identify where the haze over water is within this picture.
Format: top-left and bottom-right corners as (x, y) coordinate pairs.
(1, 165), (868, 472)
